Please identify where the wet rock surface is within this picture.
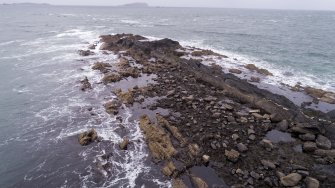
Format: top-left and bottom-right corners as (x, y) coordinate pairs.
(78, 34), (335, 187)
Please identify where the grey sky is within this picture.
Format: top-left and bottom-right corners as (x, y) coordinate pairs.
(1, 0), (335, 10)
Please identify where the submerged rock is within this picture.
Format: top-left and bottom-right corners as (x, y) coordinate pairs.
(80, 77), (92, 91)
(78, 129), (98, 146)
(245, 64), (273, 76)
(78, 50), (94, 56)
(229, 69), (242, 74)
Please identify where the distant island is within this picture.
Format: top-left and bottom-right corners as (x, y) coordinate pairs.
(118, 2), (149, 8)
(1, 3), (51, 6)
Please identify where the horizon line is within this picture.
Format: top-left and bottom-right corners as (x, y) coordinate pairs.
(2, 2), (335, 12)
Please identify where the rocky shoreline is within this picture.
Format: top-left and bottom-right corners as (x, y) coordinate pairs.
(78, 34), (335, 188)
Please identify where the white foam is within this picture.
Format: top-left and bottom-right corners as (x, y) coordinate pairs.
(0, 40), (24, 46)
(180, 39), (335, 93)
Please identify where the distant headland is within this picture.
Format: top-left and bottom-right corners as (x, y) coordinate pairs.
(118, 3), (150, 8)
(1, 3), (51, 6)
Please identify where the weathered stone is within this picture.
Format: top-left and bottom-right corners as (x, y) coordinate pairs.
(299, 133), (316, 141)
(116, 90), (135, 105)
(237, 143), (248, 152)
(250, 171), (260, 180)
(248, 129), (255, 135)
(119, 138), (129, 150)
(78, 50), (94, 56)
(227, 116), (236, 122)
(249, 134), (256, 140)
(245, 64), (273, 76)
(225, 149), (240, 162)
(303, 142), (317, 152)
(80, 77), (92, 91)
(78, 129), (98, 146)
(102, 73), (122, 84)
(139, 115), (177, 161)
(229, 69), (242, 74)
(189, 143), (201, 156)
(277, 120), (289, 131)
(157, 114), (187, 146)
(92, 62), (111, 73)
(261, 160), (276, 169)
(232, 134), (239, 140)
(204, 96), (217, 102)
(280, 173), (302, 187)
(104, 100), (122, 115)
(250, 76), (260, 83)
(260, 139), (274, 150)
(314, 149), (335, 158)
(316, 135), (331, 149)
(161, 161), (176, 177)
(305, 177), (320, 188)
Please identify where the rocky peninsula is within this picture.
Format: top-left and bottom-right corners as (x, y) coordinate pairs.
(78, 34), (335, 188)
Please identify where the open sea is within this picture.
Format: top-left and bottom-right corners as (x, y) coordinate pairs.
(0, 4), (334, 187)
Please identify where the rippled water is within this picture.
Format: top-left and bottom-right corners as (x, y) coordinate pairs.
(0, 5), (334, 187)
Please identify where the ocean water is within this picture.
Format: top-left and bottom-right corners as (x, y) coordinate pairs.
(0, 5), (334, 187)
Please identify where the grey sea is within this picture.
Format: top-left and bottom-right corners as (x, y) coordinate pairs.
(0, 4), (335, 187)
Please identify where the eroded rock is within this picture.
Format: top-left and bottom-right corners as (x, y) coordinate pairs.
(139, 115), (177, 161)
(78, 129), (98, 146)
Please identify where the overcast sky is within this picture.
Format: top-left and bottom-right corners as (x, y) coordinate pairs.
(2, 0), (335, 10)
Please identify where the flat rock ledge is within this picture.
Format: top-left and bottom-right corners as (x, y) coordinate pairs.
(78, 34), (335, 187)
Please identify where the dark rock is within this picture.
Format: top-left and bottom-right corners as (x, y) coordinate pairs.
(260, 139), (274, 150)
(237, 143), (248, 152)
(303, 142), (317, 152)
(277, 120), (289, 131)
(78, 50), (94, 56)
(80, 77), (92, 91)
(299, 133), (316, 141)
(229, 69), (242, 74)
(250, 76), (260, 83)
(250, 171), (260, 180)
